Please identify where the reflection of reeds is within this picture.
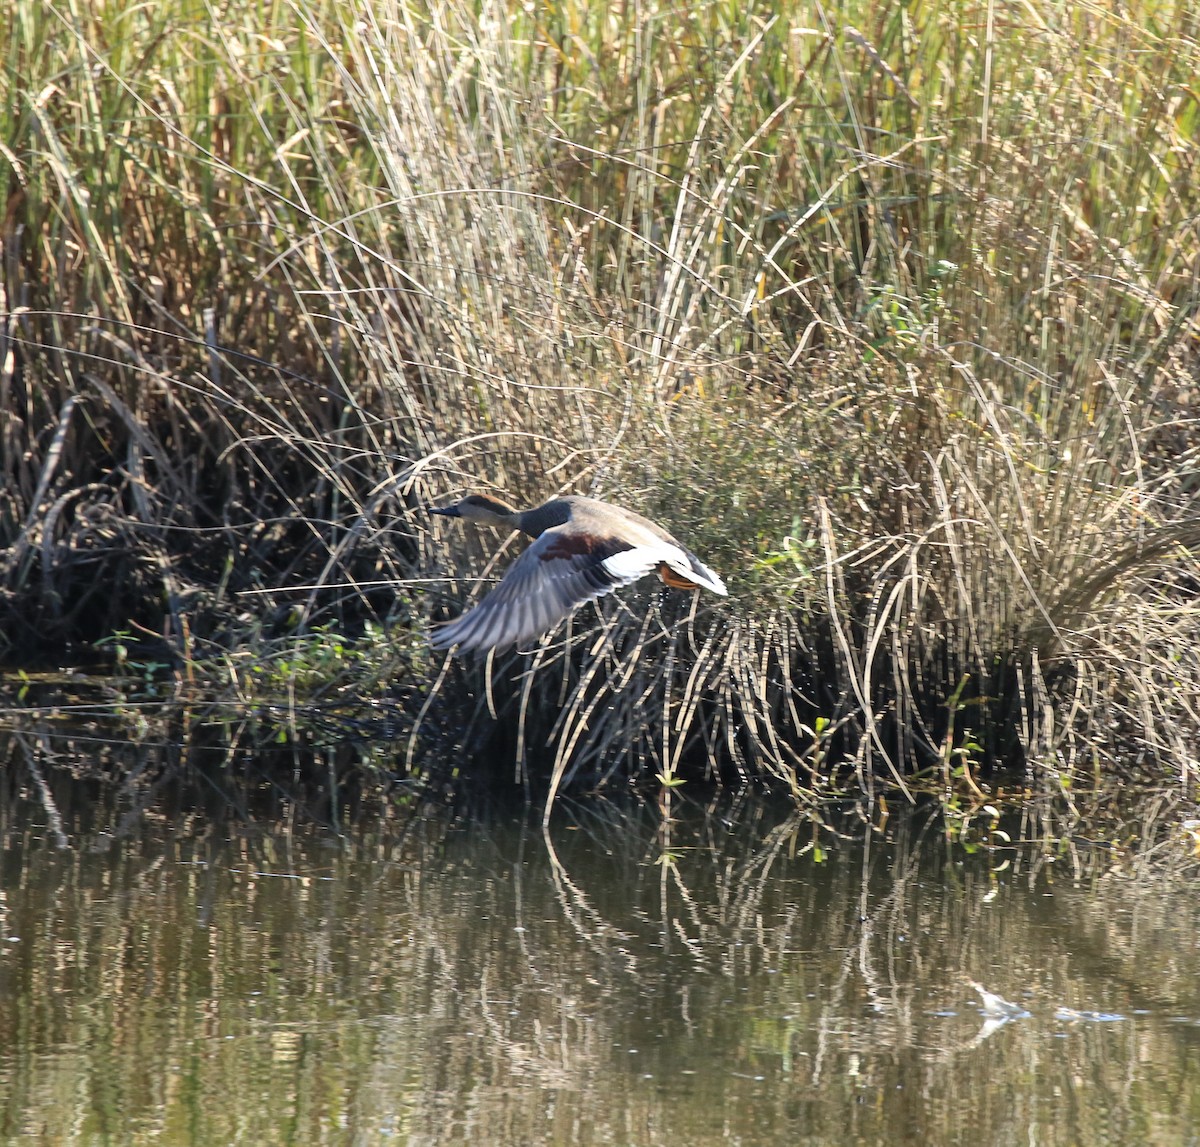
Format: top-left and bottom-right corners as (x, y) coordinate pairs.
(1, 791), (1198, 1143)
(2, 1), (1199, 805)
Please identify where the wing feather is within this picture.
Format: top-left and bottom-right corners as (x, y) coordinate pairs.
(432, 526), (646, 653)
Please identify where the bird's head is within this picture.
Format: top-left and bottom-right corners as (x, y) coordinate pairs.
(428, 493), (519, 527)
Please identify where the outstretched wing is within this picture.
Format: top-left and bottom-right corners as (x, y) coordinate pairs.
(431, 527), (662, 654)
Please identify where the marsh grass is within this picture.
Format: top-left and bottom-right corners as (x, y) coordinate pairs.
(2, 0), (1199, 819)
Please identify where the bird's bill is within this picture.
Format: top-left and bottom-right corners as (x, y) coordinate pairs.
(428, 504), (461, 517)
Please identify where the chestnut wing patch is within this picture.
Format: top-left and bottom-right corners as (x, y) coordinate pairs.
(540, 531), (632, 563)
(541, 531), (635, 591)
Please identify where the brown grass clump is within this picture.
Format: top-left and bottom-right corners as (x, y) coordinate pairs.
(2, 0), (1199, 816)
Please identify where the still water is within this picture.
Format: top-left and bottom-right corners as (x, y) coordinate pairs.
(0, 789), (1198, 1145)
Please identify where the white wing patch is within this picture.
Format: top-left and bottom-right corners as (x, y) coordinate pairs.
(600, 543), (674, 584)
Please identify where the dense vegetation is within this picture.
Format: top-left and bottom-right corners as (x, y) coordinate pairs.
(2, 0), (1198, 816)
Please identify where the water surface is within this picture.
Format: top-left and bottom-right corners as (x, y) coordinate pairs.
(1, 790), (1198, 1145)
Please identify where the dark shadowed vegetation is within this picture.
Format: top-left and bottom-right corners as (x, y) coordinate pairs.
(2, 0), (1199, 826)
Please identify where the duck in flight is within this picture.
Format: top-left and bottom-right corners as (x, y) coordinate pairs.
(428, 493), (727, 654)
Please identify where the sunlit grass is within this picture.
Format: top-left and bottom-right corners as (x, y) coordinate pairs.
(2, 0), (1199, 817)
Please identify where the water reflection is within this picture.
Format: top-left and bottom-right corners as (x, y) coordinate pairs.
(0, 791), (1198, 1144)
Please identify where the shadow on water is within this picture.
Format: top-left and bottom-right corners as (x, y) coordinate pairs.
(0, 731), (1199, 1145)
